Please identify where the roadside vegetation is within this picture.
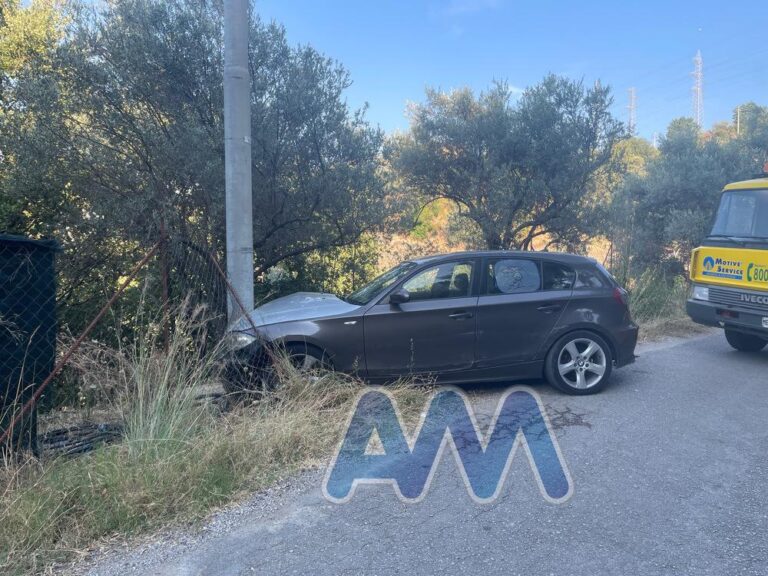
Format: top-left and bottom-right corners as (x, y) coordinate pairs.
(3, 0), (767, 350)
(626, 270), (709, 341)
(0, 309), (429, 575)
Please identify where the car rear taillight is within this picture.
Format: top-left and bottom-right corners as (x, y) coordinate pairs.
(612, 287), (629, 309)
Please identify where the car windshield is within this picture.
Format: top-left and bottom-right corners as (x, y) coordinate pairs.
(345, 262), (417, 306)
(710, 188), (768, 239)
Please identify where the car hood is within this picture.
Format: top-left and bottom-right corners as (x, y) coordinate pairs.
(233, 292), (360, 330)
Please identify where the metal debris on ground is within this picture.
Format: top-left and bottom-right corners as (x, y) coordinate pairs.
(40, 422), (123, 457)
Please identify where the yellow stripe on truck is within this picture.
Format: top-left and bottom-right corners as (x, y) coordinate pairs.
(690, 247), (768, 291)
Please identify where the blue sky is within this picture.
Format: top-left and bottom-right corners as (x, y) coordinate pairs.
(255, 0), (768, 141)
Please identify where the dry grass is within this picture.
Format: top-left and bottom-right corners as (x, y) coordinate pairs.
(639, 316), (711, 342)
(627, 268), (710, 342)
(0, 310), (429, 575)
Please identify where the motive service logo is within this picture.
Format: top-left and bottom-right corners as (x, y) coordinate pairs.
(701, 255), (744, 280)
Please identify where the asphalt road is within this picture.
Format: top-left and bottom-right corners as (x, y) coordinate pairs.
(81, 332), (768, 576)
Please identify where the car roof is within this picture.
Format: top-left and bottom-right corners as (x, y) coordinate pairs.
(408, 250), (596, 266)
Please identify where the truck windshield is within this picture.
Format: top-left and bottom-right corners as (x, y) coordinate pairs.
(710, 188), (768, 239)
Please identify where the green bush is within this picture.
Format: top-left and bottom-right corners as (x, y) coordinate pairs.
(628, 268), (689, 325)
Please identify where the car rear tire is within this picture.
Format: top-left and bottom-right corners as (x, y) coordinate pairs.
(545, 331), (613, 395)
(724, 329), (767, 352)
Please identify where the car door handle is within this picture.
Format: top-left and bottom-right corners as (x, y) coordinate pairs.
(449, 311), (474, 320)
(537, 304), (563, 314)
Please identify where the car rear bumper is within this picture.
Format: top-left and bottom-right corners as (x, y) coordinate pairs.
(687, 299), (768, 338)
(614, 323), (639, 367)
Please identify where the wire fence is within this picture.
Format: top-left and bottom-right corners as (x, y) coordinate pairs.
(0, 228), (252, 456)
(0, 236), (59, 455)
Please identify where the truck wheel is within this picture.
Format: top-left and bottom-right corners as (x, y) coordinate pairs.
(724, 329), (767, 352)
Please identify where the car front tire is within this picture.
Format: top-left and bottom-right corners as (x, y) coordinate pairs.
(223, 342), (331, 396)
(545, 331), (613, 395)
(724, 329), (767, 352)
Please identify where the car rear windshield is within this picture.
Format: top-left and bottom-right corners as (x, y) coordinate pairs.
(710, 188), (768, 239)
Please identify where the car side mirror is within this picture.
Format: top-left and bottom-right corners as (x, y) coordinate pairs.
(389, 288), (410, 305)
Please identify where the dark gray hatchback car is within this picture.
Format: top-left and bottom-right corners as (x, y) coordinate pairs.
(224, 251), (638, 394)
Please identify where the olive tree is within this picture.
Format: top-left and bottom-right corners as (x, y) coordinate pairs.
(388, 76), (626, 251)
(1, 0), (391, 333)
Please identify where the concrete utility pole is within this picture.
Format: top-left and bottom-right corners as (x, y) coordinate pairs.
(692, 50), (704, 129)
(223, 0), (254, 321)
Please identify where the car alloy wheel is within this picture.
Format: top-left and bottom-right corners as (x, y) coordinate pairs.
(277, 343), (332, 384)
(287, 351), (325, 372)
(557, 337), (607, 390)
(545, 331), (613, 395)
(224, 344), (330, 397)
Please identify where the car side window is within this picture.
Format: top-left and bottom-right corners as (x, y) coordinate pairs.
(486, 259), (540, 294)
(402, 261), (473, 301)
(543, 262), (576, 291)
(574, 267), (606, 289)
